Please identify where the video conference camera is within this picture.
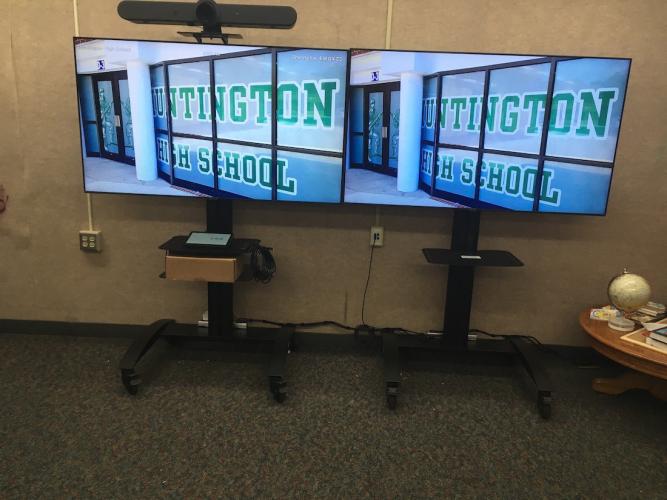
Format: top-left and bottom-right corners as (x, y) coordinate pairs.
(117, 0), (297, 43)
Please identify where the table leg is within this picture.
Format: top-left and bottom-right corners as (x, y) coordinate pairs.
(593, 370), (667, 401)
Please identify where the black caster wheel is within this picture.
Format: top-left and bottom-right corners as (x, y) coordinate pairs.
(121, 371), (140, 395)
(386, 394), (397, 410)
(273, 390), (287, 403)
(270, 379), (287, 403)
(538, 394), (552, 419)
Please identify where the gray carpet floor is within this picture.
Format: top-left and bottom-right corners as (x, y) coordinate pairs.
(0, 333), (666, 498)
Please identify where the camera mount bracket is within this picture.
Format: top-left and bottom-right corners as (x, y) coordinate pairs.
(118, 0), (297, 44)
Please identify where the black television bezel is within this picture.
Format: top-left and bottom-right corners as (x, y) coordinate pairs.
(73, 36), (352, 205)
(73, 36), (632, 217)
(346, 47), (632, 217)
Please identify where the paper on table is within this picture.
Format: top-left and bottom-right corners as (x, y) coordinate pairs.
(642, 322), (667, 332)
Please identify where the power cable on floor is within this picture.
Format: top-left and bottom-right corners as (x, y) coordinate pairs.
(360, 240), (377, 327)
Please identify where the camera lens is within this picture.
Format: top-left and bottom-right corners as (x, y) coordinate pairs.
(195, 0), (218, 23)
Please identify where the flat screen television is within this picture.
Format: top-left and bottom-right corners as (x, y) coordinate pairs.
(344, 49), (631, 215)
(74, 37), (349, 203)
(74, 38), (631, 215)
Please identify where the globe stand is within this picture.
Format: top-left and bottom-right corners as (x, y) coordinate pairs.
(608, 315), (636, 332)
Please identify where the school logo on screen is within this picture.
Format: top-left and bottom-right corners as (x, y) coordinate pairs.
(421, 152), (562, 207)
(422, 88), (619, 139)
(152, 78), (342, 197)
(152, 79), (340, 129)
(157, 138), (297, 196)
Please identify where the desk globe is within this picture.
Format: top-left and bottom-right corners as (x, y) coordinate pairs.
(607, 269), (651, 331)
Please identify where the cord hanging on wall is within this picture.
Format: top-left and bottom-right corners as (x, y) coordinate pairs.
(0, 185), (8, 213)
(117, 0), (297, 44)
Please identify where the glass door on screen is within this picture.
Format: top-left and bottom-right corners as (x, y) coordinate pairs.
(117, 78), (134, 160)
(93, 71), (134, 165)
(364, 83), (399, 175)
(367, 90), (384, 168)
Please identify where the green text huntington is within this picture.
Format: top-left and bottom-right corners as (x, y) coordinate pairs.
(421, 88), (619, 139)
(152, 80), (340, 128)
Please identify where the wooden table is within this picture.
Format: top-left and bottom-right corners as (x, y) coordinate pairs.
(580, 309), (667, 400)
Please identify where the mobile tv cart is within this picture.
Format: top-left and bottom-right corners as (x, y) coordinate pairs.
(119, 199), (294, 403)
(382, 210), (553, 419)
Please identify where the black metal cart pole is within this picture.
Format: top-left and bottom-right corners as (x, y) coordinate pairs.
(442, 210), (480, 350)
(382, 209), (553, 418)
(206, 199), (234, 336)
(117, 198), (293, 402)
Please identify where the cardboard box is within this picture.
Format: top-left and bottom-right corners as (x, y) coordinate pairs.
(164, 254), (242, 283)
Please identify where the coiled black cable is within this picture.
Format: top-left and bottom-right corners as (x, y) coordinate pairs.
(249, 244), (276, 283)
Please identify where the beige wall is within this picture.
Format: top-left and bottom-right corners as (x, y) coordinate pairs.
(0, 0), (665, 345)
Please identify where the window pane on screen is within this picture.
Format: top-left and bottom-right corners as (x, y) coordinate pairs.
(168, 61), (212, 137)
(435, 148), (478, 200)
(478, 153), (538, 211)
(419, 144), (434, 187)
(84, 124), (100, 154)
(214, 54), (271, 145)
(97, 80), (118, 154)
(217, 143), (272, 200)
(439, 71), (484, 147)
(277, 49), (347, 153)
(79, 77), (100, 154)
(367, 91), (383, 164)
(484, 63), (550, 154)
(387, 90), (400, 169)
(276, 151), (342, 203)
(538, 161), (611, 214)
(546, 58), (629, 162)
(79, 76), (96, 122)
(172, 137), (214, 188)
(350, 88), (363, 133)
(156, 133), (170, 177)
(118, 79), (134, 158)
(351, 135), (363, 164)
(421, 77), (437, 143)
(150, 66), (168, 132)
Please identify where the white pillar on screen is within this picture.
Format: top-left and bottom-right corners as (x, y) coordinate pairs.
(396, 71), (423, 193)
(126, 59), (157, 181)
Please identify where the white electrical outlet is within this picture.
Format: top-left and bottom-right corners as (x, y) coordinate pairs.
(370, 226), (384, 247)
(79, 230), (102, 252)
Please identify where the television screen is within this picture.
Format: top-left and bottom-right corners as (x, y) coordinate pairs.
(344, 49), (631, 215)
(74, 37), (348, 202)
